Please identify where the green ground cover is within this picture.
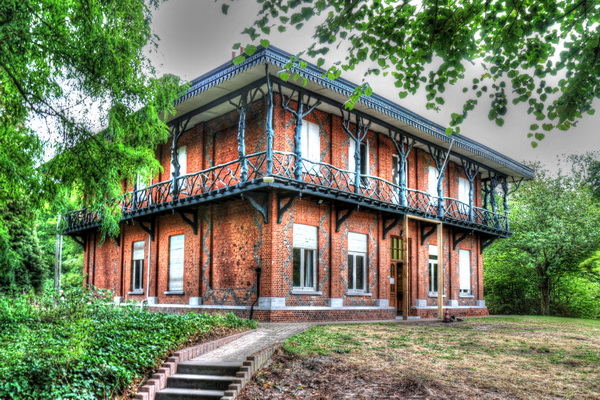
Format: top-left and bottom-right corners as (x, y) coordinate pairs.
(0, 289), (256, 400)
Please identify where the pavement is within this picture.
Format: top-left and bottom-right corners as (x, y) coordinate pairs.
(190, 323), (311, 364)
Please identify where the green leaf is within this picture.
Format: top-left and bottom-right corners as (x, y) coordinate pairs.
(317, 58), (325, 68)
(495, 118), (505, 127)
(260, 39), (270, 49)
(232, 56), (246, 65)
(279, 71), (290, 81)
(530, 124), (539, 130)
(534, 133), (546, 141)
(445, 127), (453, 135)
(399, 91), (408, 99)
(221, 4), (229, 15)
(245, 45), (257, 56)
(530, 141), (538, 148)
(542, 123), (553, 131)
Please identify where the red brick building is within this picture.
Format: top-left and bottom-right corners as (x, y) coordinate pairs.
(64, 47), (533, 322)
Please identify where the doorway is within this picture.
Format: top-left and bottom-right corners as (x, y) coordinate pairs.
(390, 236), (404, 316)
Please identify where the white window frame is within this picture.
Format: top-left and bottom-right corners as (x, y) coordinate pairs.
(131, 241), (145, 292)
(459, 249), (472, 296)
(428, 245), (438, 295)
(458, 177), (470, 215)
(349, 139), (369, 186)
(293, 224), (318, 290)
(300, 120), (320, 174)
(392, 154), (401, 203)
(347, 232), (368, 293)
(168, 234), (185, 292)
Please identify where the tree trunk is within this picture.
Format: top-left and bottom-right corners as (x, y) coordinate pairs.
(536, 261), (551, 316)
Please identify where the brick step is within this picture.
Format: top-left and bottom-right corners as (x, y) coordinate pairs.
(167, 374), (239, 391)
(155, 388), (225, 400)
(176, 362), (241, 376)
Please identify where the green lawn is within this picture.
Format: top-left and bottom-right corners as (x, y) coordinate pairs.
(0, 289), (256, 400)
(241, 316), (600, 399)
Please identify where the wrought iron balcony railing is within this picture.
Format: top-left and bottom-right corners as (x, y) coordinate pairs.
(64, 151), (509, 234)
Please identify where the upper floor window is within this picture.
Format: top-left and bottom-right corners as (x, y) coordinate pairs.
(427, 166), (439, 197)
(348, 232), (367, 292)
(168, 234), (185, 292)
(348, 140), (369, 176)
(131, 241), (145, 292)
(301, 120), (320, 172)
(458, 177), (470, 204)
(293, 223), (318, 290)
(459, 249), (472, 296)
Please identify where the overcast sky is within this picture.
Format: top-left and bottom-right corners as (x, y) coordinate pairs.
(148, 1), (599, 170)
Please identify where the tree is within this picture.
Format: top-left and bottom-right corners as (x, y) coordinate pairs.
(227, 0), (599, 147)
(485, 160), (600, 316)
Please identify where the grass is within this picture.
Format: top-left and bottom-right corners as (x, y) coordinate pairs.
(0, 289), (257, 400)
(279, 316), (600, 399)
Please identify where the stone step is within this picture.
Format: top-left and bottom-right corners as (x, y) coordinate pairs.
(167, 374), (239, 391)
(155, 388), (225, 400)
(176, 362), (241, 376)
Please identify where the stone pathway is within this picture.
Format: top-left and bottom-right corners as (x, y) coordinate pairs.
(191, 323), (310, 364)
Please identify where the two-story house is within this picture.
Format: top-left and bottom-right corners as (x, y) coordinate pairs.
(64, 47), (533, 322)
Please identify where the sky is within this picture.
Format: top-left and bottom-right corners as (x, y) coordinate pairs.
(147, 1), (599, 170)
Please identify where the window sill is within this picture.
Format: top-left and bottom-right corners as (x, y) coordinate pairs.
(428, 293), (446, 298)
(346, 291), (372, 296)
(164, 290), (185, 295)
(291, 289), (322, 295)
(128, 291), (144, 295)
(459, 294), (474, 298)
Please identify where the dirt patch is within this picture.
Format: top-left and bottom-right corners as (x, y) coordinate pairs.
(239, 349), (502, 400)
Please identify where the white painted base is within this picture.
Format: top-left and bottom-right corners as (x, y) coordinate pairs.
(147, 297), (158, 305)
(448, 299), (459, 307)
(258, 297), (286, 308)
(113, 296), (122, 305)
(477, 300), (486, 307)
(329, 298), (343, 307)
(376, 299), (390, 308)
(189, 297), (202, 306)
(416, 299), (428, 307)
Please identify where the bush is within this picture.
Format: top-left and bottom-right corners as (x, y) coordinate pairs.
(0, 288), (256, 399)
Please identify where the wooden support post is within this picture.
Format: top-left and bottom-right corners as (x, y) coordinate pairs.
(402, 217), (409, 320)
(437, 223), (444, 319)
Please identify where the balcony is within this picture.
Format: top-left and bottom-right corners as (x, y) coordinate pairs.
(63, 151), (509, 236)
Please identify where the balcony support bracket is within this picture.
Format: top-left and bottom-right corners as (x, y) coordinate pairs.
(277, 193), (298, 224)
(72, 235), (86, 249)
(382, 213), (403, 239)
(420, 223), (436, 245)
(480, 237), (497, 253)
(335, 205), (355, 233)
(177, 210), (199, 235)
(452, 230), (469, 250)
(243, 192), (269, 224)
(136, 219), (155, 241)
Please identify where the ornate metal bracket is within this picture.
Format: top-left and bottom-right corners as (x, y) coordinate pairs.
(72, 235), (86, 249)
(480, 237), (497, 253)
(335, 204), (355, 233)
(243, 192), (269, 223)
(420, 223), (437, 245)
(382, 213), (403, 239)
(452, 230), (469, 250)
(135, 219), (155, 241)
(177, 209), (199, 235)
(276, 193), (298, 224)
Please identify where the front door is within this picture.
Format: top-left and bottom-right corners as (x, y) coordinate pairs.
(390, 236), (404, 316)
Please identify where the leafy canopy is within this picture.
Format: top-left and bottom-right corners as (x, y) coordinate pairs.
(226, 0), (599, 147)
(0, 0), (184, 239)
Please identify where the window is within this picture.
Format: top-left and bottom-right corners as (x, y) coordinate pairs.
(390, 236), (403, 261)
(131, 241), (144, 292)
(392, 154), (401, 203)
(349, 140), (369, 185)
(293, 224), (317, 290)
(168, 234), (185, 291)
(458, 177), (470, 204)
(300, 120), (320, 172)
(428, 245), (438, 294)
(348, 232), (367, 292)
(459, 249), (471, 295)
(427, 166), (439, 197)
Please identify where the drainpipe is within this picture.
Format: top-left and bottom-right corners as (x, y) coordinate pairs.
(146, 233), (151, 304)
(249, 266), (262, 320)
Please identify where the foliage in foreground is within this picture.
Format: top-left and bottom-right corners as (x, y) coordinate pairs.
(0, 289), (256, 400)
(229, 0), (598, 144)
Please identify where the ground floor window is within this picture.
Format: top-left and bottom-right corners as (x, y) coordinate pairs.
(131, 241), (144, 292)
(428, 245), (438, 295)
(348, 232), (367, 292)
(459, 249), (471, 295)
(169, 234), (185, 291)
(293, 224), (317, 290)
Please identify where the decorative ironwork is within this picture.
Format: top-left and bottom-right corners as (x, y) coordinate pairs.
(65, 151), (511, 236)
(452, 230), (469, 249)
(135, 219), (155, 241)
(390, 130), (415, 207)
(230, 87), (263, 183)
(265, 65), (275, 176)
(382, 214), (402, 239)
(420, 223), (437, 245)
(243, 191), (269, 223)
(276, 193), (298, 224)
(177, 210), (198, 235)
(342, 111), (371, 193)
(335, 204), (355, 233)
